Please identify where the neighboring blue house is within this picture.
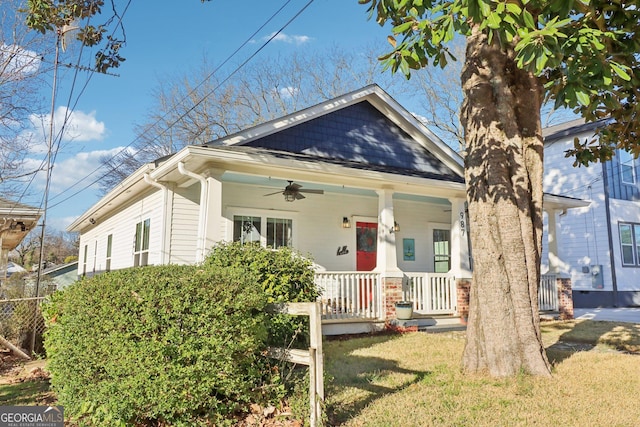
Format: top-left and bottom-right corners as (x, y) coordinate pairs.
(33, 261), (79, 292)
(543, 119), (640, 308)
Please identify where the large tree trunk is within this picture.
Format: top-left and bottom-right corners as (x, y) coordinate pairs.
(460, 27), (551, 377)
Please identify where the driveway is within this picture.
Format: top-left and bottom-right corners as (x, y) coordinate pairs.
(574, 307), (640, 323)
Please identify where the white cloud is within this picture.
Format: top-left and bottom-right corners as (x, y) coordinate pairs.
(263, 32), (311, 45)
(23, 146), (127, 195)
(0, 43), (41, 77)
(25, 106), (106, 153)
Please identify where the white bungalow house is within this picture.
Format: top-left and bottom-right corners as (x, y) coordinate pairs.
(544, 119), (640, 308)
(68, 85), (584, 333)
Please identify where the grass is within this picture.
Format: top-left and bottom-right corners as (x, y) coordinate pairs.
(1, 319), (639, 426)
(324, 320), (640, 426)
(0, 380), (51, 406)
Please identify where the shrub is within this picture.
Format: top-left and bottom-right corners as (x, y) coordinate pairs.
(204, 242), (319, 303)
(44, 264), (270, 426)
(204, 242), (319, 347)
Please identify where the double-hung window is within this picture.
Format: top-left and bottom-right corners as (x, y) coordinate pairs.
(619, 150), (635, 184)
(134, 219), (150, 266)
(233, 214), (292, 248)
(619, 222), (640, 266)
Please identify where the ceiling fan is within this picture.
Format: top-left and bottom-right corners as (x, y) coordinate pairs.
(264, 180), (324, 202)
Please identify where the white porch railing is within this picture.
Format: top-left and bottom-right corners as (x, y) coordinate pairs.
(403, 273), (457, 315)
(314, 271), (560, 322)
(314, 272), (382, 320)
(539, 274), (558, 311)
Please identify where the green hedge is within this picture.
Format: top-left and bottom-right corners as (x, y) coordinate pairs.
(204, 242), (320, 348)
(43, 243), (319, 426)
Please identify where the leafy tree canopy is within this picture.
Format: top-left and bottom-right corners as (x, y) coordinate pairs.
(361, 0), (640, 165)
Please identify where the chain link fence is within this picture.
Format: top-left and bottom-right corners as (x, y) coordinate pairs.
(0, 297), (46, 354)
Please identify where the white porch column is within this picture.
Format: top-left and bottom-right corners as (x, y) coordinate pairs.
(204, 170), (224, 256)
(448, 198), (471, 278)
(375, 189), (402, 277)
(546, 208), (567, 275)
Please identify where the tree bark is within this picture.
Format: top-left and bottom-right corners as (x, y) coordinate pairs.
(461, 27), (551, 377)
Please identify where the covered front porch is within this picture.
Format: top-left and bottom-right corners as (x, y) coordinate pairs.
(314, 271), (569, 335)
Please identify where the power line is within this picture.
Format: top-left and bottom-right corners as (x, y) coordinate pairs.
(48, 0), (314, 208)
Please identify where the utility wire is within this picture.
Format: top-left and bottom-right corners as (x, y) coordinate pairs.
(48, 0), (314, 208)
(48, 0), (298, 204)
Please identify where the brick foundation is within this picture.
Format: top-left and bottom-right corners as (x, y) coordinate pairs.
(557, 277), (574, 320)
(456, 278), (471, 324)
(383, 276), (404, 320)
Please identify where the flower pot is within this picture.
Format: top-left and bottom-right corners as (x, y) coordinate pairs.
(395, 301), (413, 320)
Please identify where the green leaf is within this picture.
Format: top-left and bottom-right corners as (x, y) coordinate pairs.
(486, 12), (502, 29)
(522, 9), (535, 28)
(576, 90), (591, 106)
(610, 62), (632, 81)
(506, 3), (522, 14)
(393, 20), (414, 34)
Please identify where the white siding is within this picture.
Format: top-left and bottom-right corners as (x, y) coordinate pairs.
(544, 135), (611, 290)
(169, 183), (200, 264)
(76, 189), (164, 275)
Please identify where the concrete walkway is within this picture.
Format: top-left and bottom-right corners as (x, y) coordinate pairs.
(574, 307), (640, 323)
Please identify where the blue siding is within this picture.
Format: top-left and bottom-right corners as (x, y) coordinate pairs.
(242, 101), (460, 180)
(605, 158), (640, 201)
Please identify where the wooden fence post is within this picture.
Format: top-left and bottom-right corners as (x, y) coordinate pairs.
(266, 301), (324, 427)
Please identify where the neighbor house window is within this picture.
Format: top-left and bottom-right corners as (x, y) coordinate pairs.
(134, 219), (150, 267)
(233, 215), (292, 248)
(106, 234), (113, 272)
(433, 229), (451, 273)
(619, 222), (640, 266)
(619, 150), (635, 184)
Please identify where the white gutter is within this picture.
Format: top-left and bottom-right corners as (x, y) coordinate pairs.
(177, 162), (207, 263)
(143, 174), (170, 265)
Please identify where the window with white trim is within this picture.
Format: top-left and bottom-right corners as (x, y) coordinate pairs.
(82, 244), (88, 276)
(106, 234), (113, 272)
(433, 229), (451, 273)
(134, 219), (150, 266)
(619, 150), (635, 184)
(233, 215), (292, 248)
(619, 222), (640, 266)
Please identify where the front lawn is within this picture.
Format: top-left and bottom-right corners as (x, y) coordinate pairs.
(324, 319), (640, 426)
(2, 319), (639, 426)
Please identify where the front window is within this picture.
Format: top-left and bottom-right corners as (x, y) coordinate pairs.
(233, 216), (261, 244)
(619, 222), (640, 267)
(266, 217), (292, 248)
(619, 150), (635, 184)
(233, 215), (292, 248)
(134, 219), (150, 266)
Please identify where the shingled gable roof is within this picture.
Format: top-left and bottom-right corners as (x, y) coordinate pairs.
(203, 84), (464, 182)
(543, 118), (610, 143)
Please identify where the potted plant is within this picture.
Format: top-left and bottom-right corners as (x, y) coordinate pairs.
(395, 301), (413, 320)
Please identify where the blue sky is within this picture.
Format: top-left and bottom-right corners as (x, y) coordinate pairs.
(16, 0), (406, 232)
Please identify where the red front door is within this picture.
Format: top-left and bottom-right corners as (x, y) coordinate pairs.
(356, 222), (377, 308)
(356, 222), (377, 271)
